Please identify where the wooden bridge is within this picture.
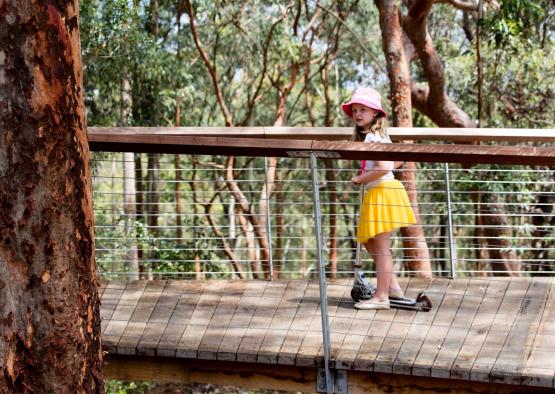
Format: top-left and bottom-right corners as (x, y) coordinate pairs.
(90, 127), (555, 393)
(100, 277), (555, 393)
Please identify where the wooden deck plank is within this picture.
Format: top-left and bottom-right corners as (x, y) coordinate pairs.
(148, 291), (179, 324)
(257, 329), (288, 364)
(333, 278), (357, 319)
(431, 327), (469, 378)
(353, 335), (385, 371)
(296, 330), (324, 367)
(175, 324), (207, 359)
(429, 278), (488, 378)
(523, 278), (555, 388)
(195, 281), (237, 360)
(217, 326), (247, 361)
(237, 327), (267, 363)
(469, 279), (530, 382)
(374, 322), (411, 373)
(490, 277), (551, 385)
(450, 278), (507, 380)
(392, 323), (431, 375)
(156, 323), (187, 358)
(100, 277), (555, 389)
(197, 286), (240, 361)
(129, 286), (162, 323)
(334, 334), (366, 369)
(197, 326), (228, 360)
(326, 280), (349, 317)
(277, 329), (306, 365)
(411, 325), (450, 377)
(410, 279), (463, 377)
(102, 281), (147, 352)
(103, 320), (128, 353)
(117, 322), (146, 356)
(411, 278), (448, 327)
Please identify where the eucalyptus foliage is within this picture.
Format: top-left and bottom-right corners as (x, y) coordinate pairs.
(81, 1), (554, 278)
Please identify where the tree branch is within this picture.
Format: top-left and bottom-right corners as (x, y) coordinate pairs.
(402, 1), (475, 127)
(316, 3), (386, 75)
(184, 0), (233, 126)
(434, 0), (478, 12)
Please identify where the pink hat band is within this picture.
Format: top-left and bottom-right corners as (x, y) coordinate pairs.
(341, 87), (387, 118)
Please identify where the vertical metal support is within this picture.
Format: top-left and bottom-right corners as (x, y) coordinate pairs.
(354, 185), (364, 269)
(264, 157), (274, 280)
(444, 163), (457, 278)
(310, 153), (333, 394)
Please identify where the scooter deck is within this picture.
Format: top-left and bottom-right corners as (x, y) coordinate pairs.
(389, 292), (432, 312)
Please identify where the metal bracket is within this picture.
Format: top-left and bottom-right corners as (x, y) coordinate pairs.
(335, 369), (348, 394)
(287, 150), (340, 158)
(317, 368), (348, 393)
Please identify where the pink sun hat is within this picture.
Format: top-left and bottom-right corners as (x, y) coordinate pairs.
(341, 87), (387, 118)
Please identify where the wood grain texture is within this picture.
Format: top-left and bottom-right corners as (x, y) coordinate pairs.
(100, 277), (555, 389)
(87, 129), (555, 166)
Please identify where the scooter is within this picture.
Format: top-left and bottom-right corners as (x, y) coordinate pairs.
(350, 271), (432, 312)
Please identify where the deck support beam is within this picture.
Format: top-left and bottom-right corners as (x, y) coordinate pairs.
(103, 355), (552, 393)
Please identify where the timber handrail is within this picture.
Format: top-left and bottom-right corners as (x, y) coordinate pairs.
(88, 130), (555, 166)
(88, 126), (555, 142)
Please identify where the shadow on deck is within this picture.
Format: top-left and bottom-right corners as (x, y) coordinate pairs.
(100, 277), (555, 393)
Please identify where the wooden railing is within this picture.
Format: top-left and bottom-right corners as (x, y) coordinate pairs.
(88, 127), (555, 166)
(88, 126), (555, 142)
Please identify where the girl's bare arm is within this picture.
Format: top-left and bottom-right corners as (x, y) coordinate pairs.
(351, 161), (390, 185)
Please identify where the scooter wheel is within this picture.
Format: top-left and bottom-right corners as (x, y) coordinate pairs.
(351, 287), (363, 302)
(416, 292), (432, 311)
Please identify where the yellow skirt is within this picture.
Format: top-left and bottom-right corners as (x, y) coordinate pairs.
(357, 179), (416, 243)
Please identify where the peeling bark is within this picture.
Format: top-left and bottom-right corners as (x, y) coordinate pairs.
(0, 2), (103, 392)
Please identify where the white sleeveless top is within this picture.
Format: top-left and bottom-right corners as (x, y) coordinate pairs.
(360, 132), (395, 188)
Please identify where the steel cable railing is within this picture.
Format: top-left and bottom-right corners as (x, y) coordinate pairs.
(91, 152), (555, 280)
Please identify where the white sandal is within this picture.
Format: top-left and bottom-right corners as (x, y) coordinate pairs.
(354, 298), (390, 310)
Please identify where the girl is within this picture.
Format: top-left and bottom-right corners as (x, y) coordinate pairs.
(341, 87), (417, 310)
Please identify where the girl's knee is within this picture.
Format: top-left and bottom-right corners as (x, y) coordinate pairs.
(364, 240), (376, 255)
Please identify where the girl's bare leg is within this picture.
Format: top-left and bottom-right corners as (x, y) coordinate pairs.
(364, 231), (399, 300)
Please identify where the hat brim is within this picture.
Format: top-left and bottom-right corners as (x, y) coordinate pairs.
(341, 98), (387, 118)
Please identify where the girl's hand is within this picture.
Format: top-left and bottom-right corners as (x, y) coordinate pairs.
(351, 175), (362, 185)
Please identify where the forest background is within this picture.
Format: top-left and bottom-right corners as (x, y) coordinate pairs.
(2, 1), (554, 393)
(81, 0), (554, 286)
(82, 0), (553, 393)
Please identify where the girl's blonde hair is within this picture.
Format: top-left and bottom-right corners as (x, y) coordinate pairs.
(351, 113), (388, 142)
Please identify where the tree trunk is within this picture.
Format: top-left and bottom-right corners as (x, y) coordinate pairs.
(0, 2), (104, 392)
(324, 159), (338, 279)
(480, 195), (521, 276)
(146, 154), (160, 235)
(531, 191), (555, 274)
(134, 153), (145, 263)
(401, 0), (518, 276)
(188, 158), (204, 279)
(123, 153), (139, 280)
(258, 157), (277, 279)
(375, 0), (432, 278)
(402, 0), (475, 128)
(121, 71), (139, 280)
(175, 155), (183, 244)
(274, 186), (285, 279)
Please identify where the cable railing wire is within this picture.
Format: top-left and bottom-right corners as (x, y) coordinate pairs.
(91, 152), (555, 280)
